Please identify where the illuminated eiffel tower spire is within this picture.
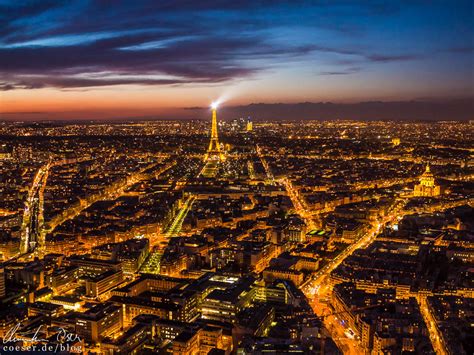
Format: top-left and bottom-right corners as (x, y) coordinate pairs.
(204, 103), (225, 161)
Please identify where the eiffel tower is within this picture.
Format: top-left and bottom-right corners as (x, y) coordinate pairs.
(204, 104), (225, 162)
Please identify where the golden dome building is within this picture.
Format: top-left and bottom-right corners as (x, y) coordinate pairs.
(413, 164), (441, 197)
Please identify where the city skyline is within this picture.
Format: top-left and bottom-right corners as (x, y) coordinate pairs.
(0, 117), (472, 354)
(0, 2), (473, 354)
(1, 1), (473, 120)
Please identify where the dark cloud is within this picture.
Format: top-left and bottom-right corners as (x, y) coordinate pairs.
(303, 45), (422, 64)
(0, 37), (419, 90)
(0, 81), (43, 91)
(445, 46), (474, 53)
(0, 1), (471, 91)
(366, 54), (422, 62)
(318, 67), (361, 75)
(2, 77), (182, 90)
(0, 30), (307, 89)
(0, 83), (15, 91)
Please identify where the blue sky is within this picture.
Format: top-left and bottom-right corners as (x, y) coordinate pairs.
(0, 0), (472, 118)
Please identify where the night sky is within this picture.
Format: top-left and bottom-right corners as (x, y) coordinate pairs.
(0, 1), (472, 120)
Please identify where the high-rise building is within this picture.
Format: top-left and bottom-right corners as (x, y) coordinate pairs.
(0, 265), (5, 298)
(246, 117), (253, 132)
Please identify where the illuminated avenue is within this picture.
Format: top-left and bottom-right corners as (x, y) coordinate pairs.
(0, 113), (472, 355)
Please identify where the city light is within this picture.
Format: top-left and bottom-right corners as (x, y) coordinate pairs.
(1, 116), (471, 355)
(0, 1), (471, 354)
